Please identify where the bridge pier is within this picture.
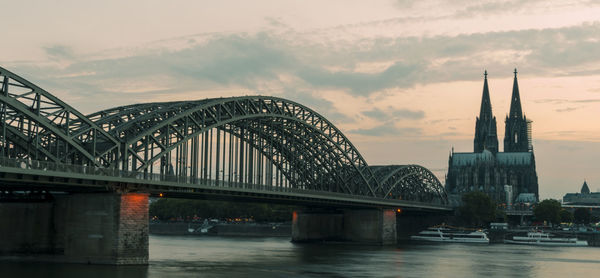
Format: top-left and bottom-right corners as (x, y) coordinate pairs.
(0, 192), (148, 265)
(292, 208), (397, 245)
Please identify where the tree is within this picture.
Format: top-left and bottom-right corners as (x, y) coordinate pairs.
(574, 208), (591, 224)
(458, 191), (496, 227)
(533, 199), (561, 225)
(149, 198), (296, 222)
(559, 209), (573, 223)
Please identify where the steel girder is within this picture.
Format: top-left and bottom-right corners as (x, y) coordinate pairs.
(0, 67), (449, 203)
(86, 101), (196, 133)
(370, 165), (448, 204)
(0, 67), (120, 166)
(104, 97), (381, 197)
(221, 119), (357, 195)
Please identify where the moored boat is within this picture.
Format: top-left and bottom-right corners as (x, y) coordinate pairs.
(411, 227), (489, 243)
(504, 231), (588, 246)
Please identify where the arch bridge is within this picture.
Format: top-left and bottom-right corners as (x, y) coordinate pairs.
(0, 66), (451, 263)
(0, 66), (448, 208)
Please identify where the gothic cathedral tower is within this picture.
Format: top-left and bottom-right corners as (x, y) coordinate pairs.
(473, 70), (499, 153)
(504, 69), (531, 152)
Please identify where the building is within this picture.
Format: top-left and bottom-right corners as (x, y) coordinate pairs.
(563, 180), (600, 205)
(562, 181), (600, 220)
(445, 70), (539, 204)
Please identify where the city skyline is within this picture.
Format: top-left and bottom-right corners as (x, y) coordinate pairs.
(2, 0), (599, 199)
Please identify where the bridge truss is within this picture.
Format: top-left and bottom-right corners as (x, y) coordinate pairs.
(0, 67), (448, 205)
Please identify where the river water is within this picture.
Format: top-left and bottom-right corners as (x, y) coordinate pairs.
(2, 235), (600, 277)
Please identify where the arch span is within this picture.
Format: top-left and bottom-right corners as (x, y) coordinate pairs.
(0, 67), (448, 204)
(0, 67), (120, 166)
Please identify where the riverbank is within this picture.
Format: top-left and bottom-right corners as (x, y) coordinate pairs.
(150, 222), (292, 237)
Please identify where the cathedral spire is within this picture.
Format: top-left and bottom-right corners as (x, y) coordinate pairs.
(474, 70), (498, 153)
(504, 68), (530, 152)
(479, 70), (492, 120)
(509, 68), (523, 119)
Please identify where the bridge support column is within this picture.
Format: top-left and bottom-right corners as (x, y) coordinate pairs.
(62, 193), (149, 265)
(0, 200), (56, 254)
(0, 192), (148, 265)
(291, 208), (396, 245)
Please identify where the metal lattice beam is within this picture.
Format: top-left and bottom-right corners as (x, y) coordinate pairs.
(0, 67), (448, 204)
(0, 67), (120, 166)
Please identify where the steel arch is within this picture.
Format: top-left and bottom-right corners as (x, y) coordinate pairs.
(102, 97), (381, 197)
(221, 118), (355, 194)
(0, 67), (449, 203)
(370, 165), (448, 204)
(0, 67), (120, 166)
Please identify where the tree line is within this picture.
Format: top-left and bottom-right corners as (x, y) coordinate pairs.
(457, 191), (596, 227)
(149, 198), (296, 222)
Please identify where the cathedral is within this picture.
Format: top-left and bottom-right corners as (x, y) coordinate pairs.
(445, 69), (539, 204)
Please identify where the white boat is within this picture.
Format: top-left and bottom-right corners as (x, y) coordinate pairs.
(504, 231), (588, 246)
(411, 227), (490, 243)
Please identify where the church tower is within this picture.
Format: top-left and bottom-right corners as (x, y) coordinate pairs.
(474, 70), (498, 153)
(446, 69), (539, 203)
(581, 180), (590, 194)
(504, 69), (531, 152)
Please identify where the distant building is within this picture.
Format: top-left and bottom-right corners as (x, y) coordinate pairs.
(563, 181), (600, 205)
(445, 70), (539, 204)
(515, 193), (536, 204)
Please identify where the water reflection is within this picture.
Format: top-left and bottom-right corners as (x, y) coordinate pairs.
(1, 235), (599, 277)
(0, 261), (148, 278)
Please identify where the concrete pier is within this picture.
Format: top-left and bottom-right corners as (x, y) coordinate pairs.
(0, 193), (149, 265)
(292, 208), (397, 245)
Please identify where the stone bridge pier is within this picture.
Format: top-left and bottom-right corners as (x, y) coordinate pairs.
(292, 208), (448, 244)
(292, 208), (397, 245)
(0, 192), (149, 265)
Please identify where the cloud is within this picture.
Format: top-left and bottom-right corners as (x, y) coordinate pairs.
(280, 89), (355, 124)
(391, 108), (425, 119)
(349, 121), (422, 136)
(296, 61), (425, 95)
(452, 0), (541, 18)
(535, 98), (600, 104)
(392, 0), (597, 21)
(555, 107), (578, 112)
(43, 45), (76, 61)
(362, 107), (425, 121)
(362, 108), (388, 119)
(7, 21), (600, 119)
(264, 17), (289, 29)
(428, 118), (463, 124)
(14, 22), (600, 97)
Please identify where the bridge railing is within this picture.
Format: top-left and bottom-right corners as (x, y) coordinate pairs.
(0, 156), (274, 189)
(0, 156), (447, 207)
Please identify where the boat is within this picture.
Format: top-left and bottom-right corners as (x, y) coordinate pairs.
(410, 227), (490, 243)
(504, 231), (588, 246)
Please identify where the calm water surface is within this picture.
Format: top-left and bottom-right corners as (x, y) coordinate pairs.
(2, 235), (600, 277)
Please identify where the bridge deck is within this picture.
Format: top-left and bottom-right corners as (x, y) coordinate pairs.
(0, 158), (451, 211)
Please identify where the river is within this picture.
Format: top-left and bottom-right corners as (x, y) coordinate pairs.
(2, 235), (600, 277)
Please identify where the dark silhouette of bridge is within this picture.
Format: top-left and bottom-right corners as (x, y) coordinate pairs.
(0, 67), (449, 264)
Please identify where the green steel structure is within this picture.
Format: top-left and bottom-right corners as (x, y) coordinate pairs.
(0, 67), (448, 207)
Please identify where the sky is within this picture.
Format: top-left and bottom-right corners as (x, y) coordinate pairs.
(2, 0), (599, 200)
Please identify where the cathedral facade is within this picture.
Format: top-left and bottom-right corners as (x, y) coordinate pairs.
(445, 70), (539, 204)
